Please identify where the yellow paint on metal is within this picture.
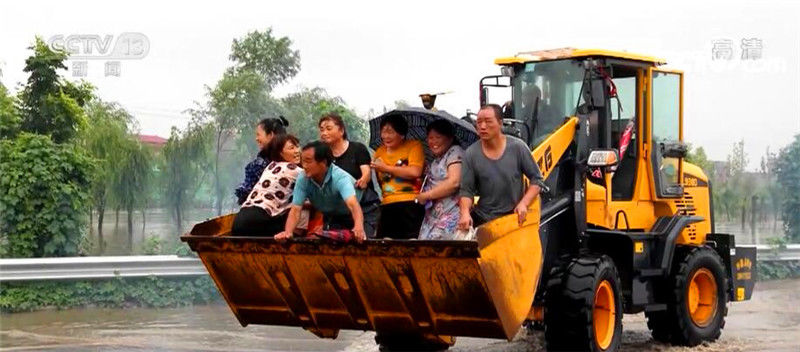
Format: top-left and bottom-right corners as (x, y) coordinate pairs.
(593, 280), (616, 350)
(688, 268), (718, 327)
(494, 48), (666, 66)
(476, 198), (542, 340)
(532, 117), (578, 180)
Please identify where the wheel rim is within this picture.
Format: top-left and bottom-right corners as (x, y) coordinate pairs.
(687, 268), (718, 327)
(593, 280), (616, 350)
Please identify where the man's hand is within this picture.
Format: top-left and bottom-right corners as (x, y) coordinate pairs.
(514, 202), (528, 227)
(458, 211), (473, 231)
(352, 225), (366, 243)
(370, 158), (388, 173)
(274, 231), (293, 241)
(355, 177), (369, 189)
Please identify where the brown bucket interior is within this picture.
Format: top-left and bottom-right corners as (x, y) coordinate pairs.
(182, 208), (542, 340)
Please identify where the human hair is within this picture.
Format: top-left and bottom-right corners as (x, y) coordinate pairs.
(380, 114), (409, 137)
(258, 115), (289, 135)
(480, 104), (504, 121)
(302, 141), (334, 166)
(268, 134), (300, 162)
(319, 112), (348, 140)
(426, 119), (457, 145)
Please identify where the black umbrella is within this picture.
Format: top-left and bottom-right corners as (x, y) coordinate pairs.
(369, 108), (479, 161)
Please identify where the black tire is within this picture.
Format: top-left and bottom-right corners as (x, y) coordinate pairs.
(375, 333), (453, 351)
(645, 246), (728, 346)
(544, 255), (623, 351)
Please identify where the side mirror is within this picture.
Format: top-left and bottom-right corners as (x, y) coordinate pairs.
(660, 141), (688, 158)
(587, 149), (620, 168)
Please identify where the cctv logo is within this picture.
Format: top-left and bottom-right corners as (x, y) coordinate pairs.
(47, 33), (150, 60)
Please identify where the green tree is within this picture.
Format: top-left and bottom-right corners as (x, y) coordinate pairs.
(724, 140), (751, 229)
(203, 69), (278, 215)
(0, 82), (20, 139)
(761, 148), (782, 231)
(162, 119), (211, 233)
(0, 133), (94, 257)
(685, 145), (714, 179)
(113, 140), (153, 249)
(775, 134), (800, 241)
(280, 87), (368, 144)
(81, 100), (134, 252)
(17, 37), (93, 143)
(199, 29), (301, 216)
(229, 28), (301, 90)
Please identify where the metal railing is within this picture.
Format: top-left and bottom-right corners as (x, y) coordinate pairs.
(1, 245), (798, 282)
(0, 255), (205, 282)
(755, 243), (800, 261)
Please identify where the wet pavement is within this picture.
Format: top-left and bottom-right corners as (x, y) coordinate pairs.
(2, 279), (799, 351)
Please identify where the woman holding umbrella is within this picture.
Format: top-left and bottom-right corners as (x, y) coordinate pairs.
(415, 119), (465, 240)
(371, 114), (426, 239)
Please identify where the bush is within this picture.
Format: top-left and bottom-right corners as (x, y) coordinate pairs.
(0, 276), (221, 313)
(0, 133), (94, 257)
(758, 260), (800, 281)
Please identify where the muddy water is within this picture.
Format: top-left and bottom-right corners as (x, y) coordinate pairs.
(88, 208), (219, 255)
(2, 279), (799, 351)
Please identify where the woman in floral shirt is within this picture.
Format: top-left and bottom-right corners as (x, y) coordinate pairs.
(415, 120), (465, 240)
(232, 134), (301, 236)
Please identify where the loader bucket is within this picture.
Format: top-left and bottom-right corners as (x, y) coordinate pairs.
(181, 201), (542, 341)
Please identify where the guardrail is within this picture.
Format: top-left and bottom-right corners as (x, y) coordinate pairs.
(755, 244), (800, 261)
(0, 255), (205, 282)
(1, 245), (799, 282)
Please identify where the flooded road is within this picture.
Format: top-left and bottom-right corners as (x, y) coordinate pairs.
(88, 208), (218, 256)
(2, 279), (799, 351)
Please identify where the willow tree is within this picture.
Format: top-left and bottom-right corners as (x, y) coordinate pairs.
(81, 100), (133, 252)
(162, 119), (211, 233)
(113, 140), (153, 250)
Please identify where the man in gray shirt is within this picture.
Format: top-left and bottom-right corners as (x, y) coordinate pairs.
(458, 104), (544, 229)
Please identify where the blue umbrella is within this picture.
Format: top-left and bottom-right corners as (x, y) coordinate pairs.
(369, 108), (479, 161)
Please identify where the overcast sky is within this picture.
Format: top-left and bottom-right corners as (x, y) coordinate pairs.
(1, 0), (798, 169)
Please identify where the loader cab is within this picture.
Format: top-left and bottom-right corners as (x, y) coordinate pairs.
(485, 49), (692, 234)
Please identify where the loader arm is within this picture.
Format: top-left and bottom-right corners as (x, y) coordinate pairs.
(531, 117), (579, 181)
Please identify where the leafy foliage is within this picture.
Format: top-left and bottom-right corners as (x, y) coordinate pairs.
(114, 141), (153, 242)
(685, 146), (713, 179)
(0, 83), (20, 139)
(0, 276), (220, 313)
(281, 87), (368, 144)
(17, 37), (93, 143)
(757, 260), (800, 281)
(775, 134), (800, 241)
(0, 133), (94, 257)
(161, 119), (212, 232)
(81, 100), (135, 248)
(229, 29), (301, 91)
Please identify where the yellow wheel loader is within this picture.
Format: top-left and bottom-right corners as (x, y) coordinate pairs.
(182, 48), (757, 351)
